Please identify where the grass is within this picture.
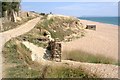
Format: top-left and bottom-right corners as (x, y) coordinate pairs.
(3, 39), (96, 78)
(41, 65), (95, 78)
(6, 63), (95, 78)
(3, 40), (22, 64)
(3, 39), (42, 78)
(17, 15), (85, 48)
(35, 17), (77, 41)
(3, 39), (33, 65)
(6, 64), (40, 78)
(62, 50), (118, 65)
(17, 16), (76, 47)
(18, 34), (48, 48)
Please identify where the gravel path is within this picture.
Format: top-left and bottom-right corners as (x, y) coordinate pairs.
(23, 41), (119, 78)
(0, 17), (41, 79)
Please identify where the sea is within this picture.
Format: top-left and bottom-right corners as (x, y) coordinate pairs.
(78, 17), (119, 26)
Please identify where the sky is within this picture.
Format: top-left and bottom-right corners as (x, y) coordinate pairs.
(21, 0), (119, 2)
(21, 2), (118, 17)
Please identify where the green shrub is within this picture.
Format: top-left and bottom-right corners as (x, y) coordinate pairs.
(6, 65), (40, 78)
(3, 39), (97, 78)
(44, 65), (95, 78)
(3, 39), (42, 78)
(62, 50), (117, 65)
(3, 40), (23, 64)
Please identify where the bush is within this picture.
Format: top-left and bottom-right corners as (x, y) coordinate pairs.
(3, 39), (97, 78)
(40, 65), (95, 78)
(3, 39), (42, 78)
(62, 50), (118, 65)
(6, 65), (40, 78)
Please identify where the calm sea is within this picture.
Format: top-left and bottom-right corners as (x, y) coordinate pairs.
(79, 17), (119, 26)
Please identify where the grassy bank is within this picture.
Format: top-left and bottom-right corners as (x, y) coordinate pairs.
(6, 63), (95, 78)
(38, 65), (95, 78)
(3, 39), (96, 78)
(18, 16), (85, 48)
(2, 39), (41, 78)
(17, 17), (73, 48)
(36, 18), (74, 41)
(18, 15), (85, 48)
(62, 50), (118, 65)
(17, 28), (48, 48)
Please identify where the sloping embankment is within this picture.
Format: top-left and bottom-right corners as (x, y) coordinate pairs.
(23, 41), (119, 78)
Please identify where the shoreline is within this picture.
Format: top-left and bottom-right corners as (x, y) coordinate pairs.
(78, 17), (118, 26)
(80, 19), (118, 27)
(62, 19), (118, 60)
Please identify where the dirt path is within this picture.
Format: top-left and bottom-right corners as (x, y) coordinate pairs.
(0, 17), (41, 79)
(62, 20), (118, 60)
(23, 41), (119, 78)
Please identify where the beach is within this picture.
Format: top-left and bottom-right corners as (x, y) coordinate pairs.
(62, 20), (118, 60)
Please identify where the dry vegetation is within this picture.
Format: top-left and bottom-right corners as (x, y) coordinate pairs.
(2, 14), (118, 78)
(18, 15), (85, 48)
(62, 50), (119, 65)
(2, 16), (37, 32)
(2, 39), (95, 78)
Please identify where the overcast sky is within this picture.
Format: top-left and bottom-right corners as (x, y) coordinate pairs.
(21, 2), (118, 17)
